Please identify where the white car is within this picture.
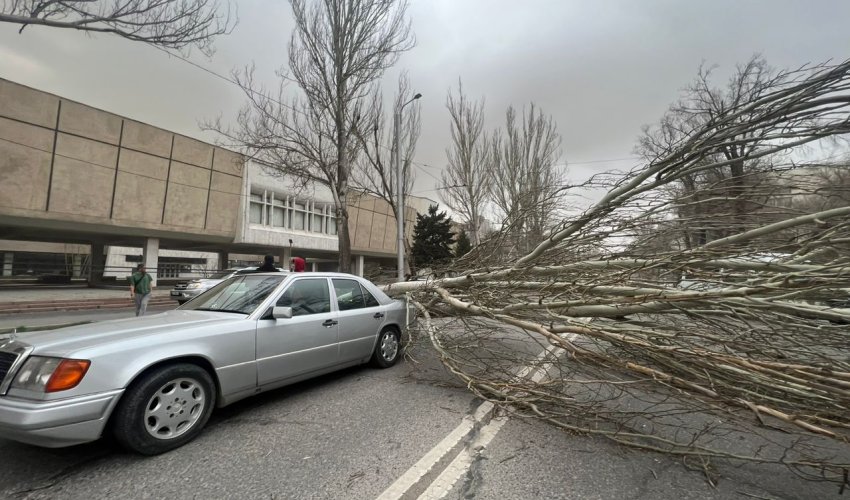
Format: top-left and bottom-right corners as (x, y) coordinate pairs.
(170, 267), (283, 304)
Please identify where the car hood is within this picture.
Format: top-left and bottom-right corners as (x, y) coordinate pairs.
(12, 310), (247, 355)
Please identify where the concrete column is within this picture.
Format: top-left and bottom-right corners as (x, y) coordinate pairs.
(2, 253), (12, 276)
(280, 246), (292, 271)
(2, 252), (12, 276)
(143, 238), (160, 286)
(217, 251), (229, 271)
(355, 255), (365, 277)
(311, 261), (318, 272)
(89, 243), (105, 286)
(71, 254), (83, 278)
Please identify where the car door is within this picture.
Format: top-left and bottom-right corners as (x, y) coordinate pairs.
(333, 278), (386, 362)
(256, 277), (339, 386)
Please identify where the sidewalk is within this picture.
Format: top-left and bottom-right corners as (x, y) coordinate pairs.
(0, 287), (132, 303)
(0, 287), (177, 329)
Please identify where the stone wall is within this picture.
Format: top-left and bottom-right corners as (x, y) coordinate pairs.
(0, 78), (244, 241)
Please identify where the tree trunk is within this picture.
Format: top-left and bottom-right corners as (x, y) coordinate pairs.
(337, 198), (352, 273)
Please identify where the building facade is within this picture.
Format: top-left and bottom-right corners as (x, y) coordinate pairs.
(0, 78), (434, 285)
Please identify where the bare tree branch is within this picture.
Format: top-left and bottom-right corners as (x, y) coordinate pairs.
(390, 58), (850, 487)
(1, 0), (235, 55)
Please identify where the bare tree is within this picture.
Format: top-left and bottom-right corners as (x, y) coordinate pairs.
(216, 0), (414, 272)
(352, 72), (421, 274)
(387, 59), (850, 489)
(440, 80), (491, 245)
(490, 103), (565, 255)
(637, 55), (784, 248)
(1, 0), (234, 55)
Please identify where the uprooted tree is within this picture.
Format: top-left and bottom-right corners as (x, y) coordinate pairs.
(1, 0), (235, 55)
(386, 59), (850, 487)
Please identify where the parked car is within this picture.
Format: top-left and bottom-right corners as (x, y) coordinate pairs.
(170, 267), (283, 304)
(0, 273), (412, 454)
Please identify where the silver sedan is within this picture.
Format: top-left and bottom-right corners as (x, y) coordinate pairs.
(0, 273), (412, 454)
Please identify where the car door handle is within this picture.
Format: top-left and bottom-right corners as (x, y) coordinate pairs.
(322, 319), (338, 327)
(373, 312), (385, 319)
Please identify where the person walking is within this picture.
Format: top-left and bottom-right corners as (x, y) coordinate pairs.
(129, 264), (154, 317)
(257, 255), (279, 272)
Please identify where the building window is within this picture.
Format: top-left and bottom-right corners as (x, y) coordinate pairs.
(249, 192), (264, 224)
(272, 199), (286, 227)
(249, 187), (338, 236)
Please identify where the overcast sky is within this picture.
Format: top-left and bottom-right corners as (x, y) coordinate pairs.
(2, 0), (849, 204)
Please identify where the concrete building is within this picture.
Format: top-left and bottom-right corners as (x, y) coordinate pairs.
(0, 78), (433, 285)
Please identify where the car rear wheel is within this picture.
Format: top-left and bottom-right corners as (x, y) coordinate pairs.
(111, 364), (215, 455)
(370, 327), (401, 368)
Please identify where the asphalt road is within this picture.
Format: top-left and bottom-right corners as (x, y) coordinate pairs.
(0, 310), (842, 499)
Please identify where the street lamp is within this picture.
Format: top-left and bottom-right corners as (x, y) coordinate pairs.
(395, 92), (421, 282)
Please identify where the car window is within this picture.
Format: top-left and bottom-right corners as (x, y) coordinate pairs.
(182, 275), (286, 314)
(361, 284), (380, 307)
(277, 279), (331, 316)
(333, 279), (368, 311)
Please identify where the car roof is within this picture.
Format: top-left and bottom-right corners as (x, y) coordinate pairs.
(251, 272), (366, 279)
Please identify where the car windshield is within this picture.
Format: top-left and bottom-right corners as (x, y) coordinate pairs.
(180, 274), (286, 314)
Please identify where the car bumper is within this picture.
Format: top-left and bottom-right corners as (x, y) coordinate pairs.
(0, 389), (123, 448)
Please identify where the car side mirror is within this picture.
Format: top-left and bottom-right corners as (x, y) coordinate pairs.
(272, 306), (293, 319)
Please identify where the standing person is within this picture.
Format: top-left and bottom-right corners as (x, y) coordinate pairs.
(129, 264), (154, 317)
(290, 256), (306, 272)
(257, 255), (279, 272)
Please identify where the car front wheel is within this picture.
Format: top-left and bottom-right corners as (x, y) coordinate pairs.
(111, 363), (215, 455)
(370, 327), (401, 368)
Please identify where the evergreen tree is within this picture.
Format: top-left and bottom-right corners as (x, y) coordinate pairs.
(454, 230), (472, 258)
(412, 205), (454, 271)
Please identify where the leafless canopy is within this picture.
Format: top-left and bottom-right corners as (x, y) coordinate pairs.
(213, 0), (414, 272)
(389, 59), (850, 488)
(1, 0), (235, 55)
(490, 103), (565, 255)
(440, 79), (492, 245)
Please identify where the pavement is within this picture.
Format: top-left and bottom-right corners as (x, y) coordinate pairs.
(0, 287), (133, 303)
(0, 287), (176, 330)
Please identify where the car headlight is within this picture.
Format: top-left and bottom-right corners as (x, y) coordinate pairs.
(12, 356), (91, 393)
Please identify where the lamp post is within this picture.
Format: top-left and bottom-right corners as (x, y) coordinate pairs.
(396, 92), (421, 282)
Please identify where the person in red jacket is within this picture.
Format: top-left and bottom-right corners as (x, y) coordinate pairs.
(290, 256), (306, 272)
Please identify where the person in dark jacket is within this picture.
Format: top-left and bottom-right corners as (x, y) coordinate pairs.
(257, 255), (278, 272)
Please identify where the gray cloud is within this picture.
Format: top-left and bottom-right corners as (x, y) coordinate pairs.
(2, 0), (848, 204)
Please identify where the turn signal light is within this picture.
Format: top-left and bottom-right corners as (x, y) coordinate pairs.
(45, 359), (91, 392)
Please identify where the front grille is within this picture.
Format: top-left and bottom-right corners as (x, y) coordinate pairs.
(173, 282), (189, 290)
(0, 351), (19, 385)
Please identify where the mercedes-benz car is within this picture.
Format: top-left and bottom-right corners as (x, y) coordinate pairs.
(0, 273), (412, 455)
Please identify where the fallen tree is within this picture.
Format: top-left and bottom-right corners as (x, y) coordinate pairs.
(385, 59), (850, 489)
